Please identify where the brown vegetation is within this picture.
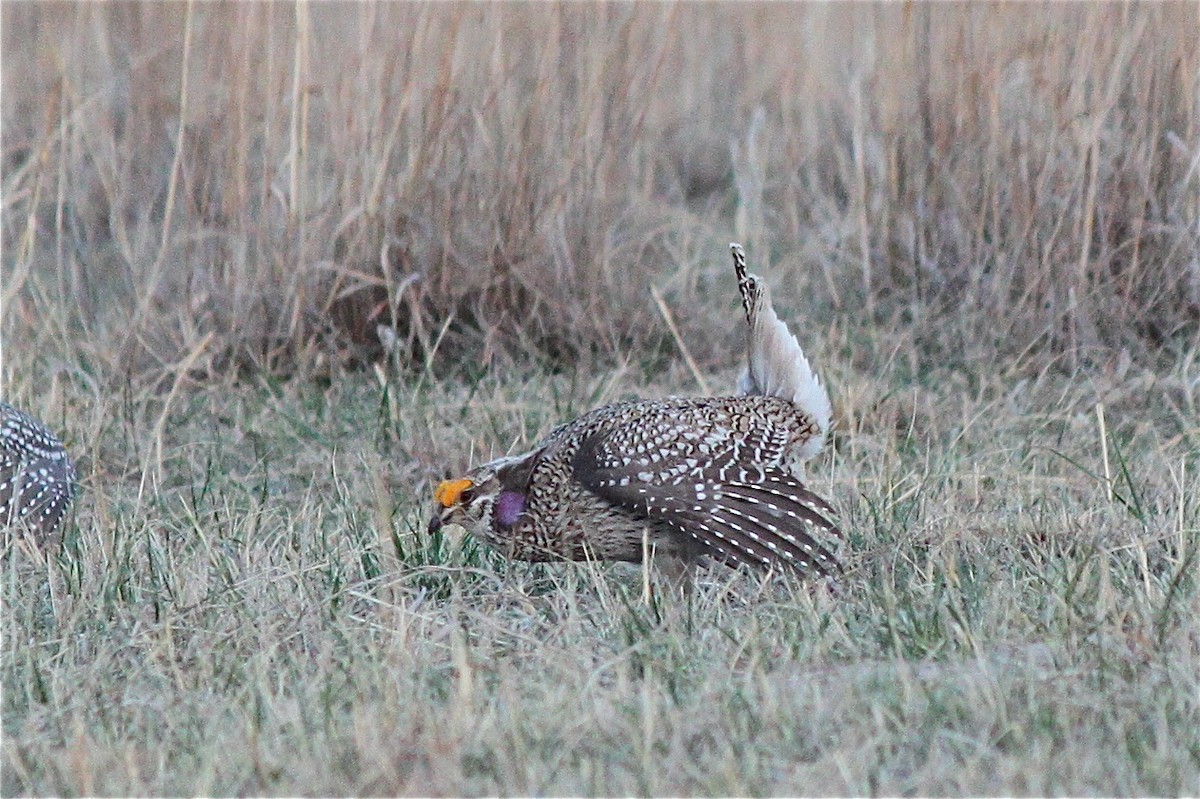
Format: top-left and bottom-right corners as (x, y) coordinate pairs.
(4, 3), (1196, 386)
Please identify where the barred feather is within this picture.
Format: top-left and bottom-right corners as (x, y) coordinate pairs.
(571, 419), (842, 576)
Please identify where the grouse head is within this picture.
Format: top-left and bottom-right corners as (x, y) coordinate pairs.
(428, 452), (537, 542)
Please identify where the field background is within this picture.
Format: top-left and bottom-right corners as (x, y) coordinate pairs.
(3, 3), (1198, 795)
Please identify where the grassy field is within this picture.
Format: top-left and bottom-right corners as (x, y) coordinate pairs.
(3, 3), (1198, 796)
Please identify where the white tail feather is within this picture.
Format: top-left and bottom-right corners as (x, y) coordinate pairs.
(731, 243), (832, 461)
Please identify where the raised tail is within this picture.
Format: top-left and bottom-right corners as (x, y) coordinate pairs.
(730, 243), (832, 461)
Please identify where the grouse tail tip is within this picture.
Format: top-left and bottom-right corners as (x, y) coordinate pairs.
(730, 243), (832, 460)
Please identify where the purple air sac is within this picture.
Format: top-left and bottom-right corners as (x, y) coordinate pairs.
(494, 490), (527, 528)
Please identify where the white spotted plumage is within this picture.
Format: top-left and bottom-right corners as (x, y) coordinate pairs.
(1, 402), (77, 541)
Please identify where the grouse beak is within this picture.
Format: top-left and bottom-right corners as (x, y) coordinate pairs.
(427, 512), (444, 535)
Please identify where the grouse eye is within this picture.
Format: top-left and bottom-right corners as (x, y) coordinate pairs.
(459, 486), (476, 504)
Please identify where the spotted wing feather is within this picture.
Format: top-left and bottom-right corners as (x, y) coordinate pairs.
(571, 427), (842, 576)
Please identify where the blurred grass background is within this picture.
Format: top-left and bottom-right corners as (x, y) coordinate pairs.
(4, 2), (1196, 385)
(2, 3), (1198, 795)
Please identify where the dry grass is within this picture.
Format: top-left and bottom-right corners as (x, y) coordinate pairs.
(2, 3), (1199, 796)
(2, 364), (1197, 795)
(4, 3), (1197, 380)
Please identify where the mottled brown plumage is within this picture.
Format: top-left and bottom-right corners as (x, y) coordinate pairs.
(430, 243), (841, 577)
(1, 401), (77, 542)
